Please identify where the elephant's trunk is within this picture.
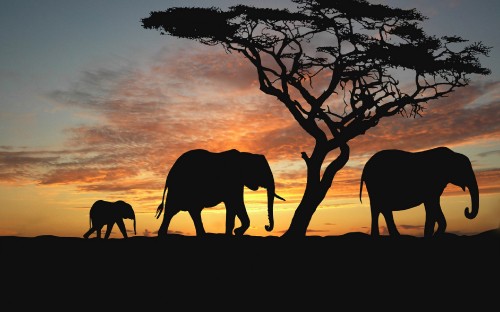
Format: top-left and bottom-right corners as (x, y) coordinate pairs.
(465, 176), (479, 219)
(131, 210), (137, 235)
(265, 187), (275, 232)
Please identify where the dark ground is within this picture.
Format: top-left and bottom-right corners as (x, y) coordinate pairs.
(1, 229), (498, 309)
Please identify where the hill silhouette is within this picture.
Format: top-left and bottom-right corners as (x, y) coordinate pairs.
(2, 229), (498, 267)
(2, 229), (498, 309)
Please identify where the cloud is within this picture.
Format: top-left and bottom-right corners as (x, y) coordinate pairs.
(150, 45), (260, 93)
(478, 150), (500, 158)
(349, 80), (500, 157)
(40, 167), (139, 185)
(475, 168), (500, 195)
(0, 149), (61, 183)
(1, 45), (499, 207)
(399, 224), (425, 231)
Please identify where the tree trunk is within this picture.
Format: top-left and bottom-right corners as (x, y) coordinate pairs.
(282, 182), (327, 238)
(282, 143), (349, 238)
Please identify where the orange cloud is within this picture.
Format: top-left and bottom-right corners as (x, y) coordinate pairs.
(1, 46), (498, 211)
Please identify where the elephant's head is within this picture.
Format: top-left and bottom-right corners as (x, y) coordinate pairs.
(117, 200), (137, 235)
(449, 151), (479, 219)
(240, 152), (285, 232)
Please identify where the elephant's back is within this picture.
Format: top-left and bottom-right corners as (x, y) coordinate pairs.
(166, 149), (234, 192)
(362, 148), (442, 190)
(364, 148), (449, 173)
(90, 200), (111, 210)
(362, 149), (430, 187)
(364, 149), (412, 172)
(89, 200), (116, 221)
(370, 149), (411, 160)
(168, 150), (210, 178)
(174, 149), (212, 165)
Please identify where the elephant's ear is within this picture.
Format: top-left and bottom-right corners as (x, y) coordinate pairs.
(246, 182), (259, 191)
(243, 153), (272, 190)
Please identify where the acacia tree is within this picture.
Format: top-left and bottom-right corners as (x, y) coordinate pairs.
(141, 0), (490, 237)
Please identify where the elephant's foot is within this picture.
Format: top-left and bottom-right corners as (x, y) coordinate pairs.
(194, 229), (207, 237)
(430, 230), (445, 238)
(234, 227), (246, 236)
(157, 231), (169, 239)
(434, 225), (447, 237)
(386, 230), (400, 237)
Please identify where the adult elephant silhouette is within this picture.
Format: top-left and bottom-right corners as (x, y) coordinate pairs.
(359, 147), (479, 237)
(155, 149), (285, 237)
(83, 200), (136, 239)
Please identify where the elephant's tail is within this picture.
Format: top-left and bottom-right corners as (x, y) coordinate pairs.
(155, 175), (168, 219)
(155, 201), (164, 219)
(359, 173), (365, 203)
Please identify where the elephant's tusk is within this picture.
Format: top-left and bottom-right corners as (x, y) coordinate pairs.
(274, 193), (286, 201)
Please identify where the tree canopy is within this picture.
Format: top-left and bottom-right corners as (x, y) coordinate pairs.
(142, 0), (490, 237)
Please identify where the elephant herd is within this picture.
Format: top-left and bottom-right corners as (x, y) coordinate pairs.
(83, 147), (479, 239)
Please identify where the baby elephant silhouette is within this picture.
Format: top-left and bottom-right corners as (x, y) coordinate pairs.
(360, 147), (479, 237)
(83, 200), (136, 239)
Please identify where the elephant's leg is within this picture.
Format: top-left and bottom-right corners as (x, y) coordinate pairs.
(116, 219), (128, 238)
(225, 208), (236, 235)
(83, 227), (95, 239)
(223, 198), (249, 236)
(370, 205), (380, 236)
(233, 203), (250, 236)
(382, 210), (400, 236)
(158, 208), (179, 238)
(189, 208), (206, 236)
(435, 206), (447, 236)
(423, 204), (436, 238)
(96, 225), (104, 239)
(104, 222), (114, 239)
(424, 199), (446, 237)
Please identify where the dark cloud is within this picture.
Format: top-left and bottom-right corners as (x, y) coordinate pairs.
(475, 168), (500, 195)
(305, 229), (331, 234)
(0, 150), (60, 182)
(399, 224), (425, 230)
(151, 229), (186, 235)
(478, 150), (500, 158)
(0, 153), (59, 166)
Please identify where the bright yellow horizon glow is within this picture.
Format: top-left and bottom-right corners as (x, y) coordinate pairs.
(1, 178), (498, 238)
